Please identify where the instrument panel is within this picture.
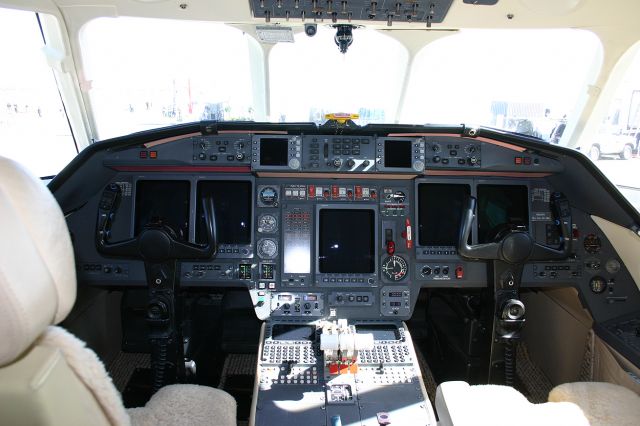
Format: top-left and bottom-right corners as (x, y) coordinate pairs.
(70, 130), (639, 324)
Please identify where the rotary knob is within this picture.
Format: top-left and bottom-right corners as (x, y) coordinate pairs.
(346, 159), (356, 168)
(333, 158), (342, 168)
(288, 158), (300, 170)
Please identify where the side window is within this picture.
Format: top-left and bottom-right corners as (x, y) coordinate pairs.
(0, 8), (77, 177)
(585, 46), (640, 213)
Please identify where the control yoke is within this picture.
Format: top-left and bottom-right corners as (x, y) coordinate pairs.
(95, 194), (217, 391)
(457, 193), (572, 385)
(97, 196), (218, 261)
(458, 194), (572, 263)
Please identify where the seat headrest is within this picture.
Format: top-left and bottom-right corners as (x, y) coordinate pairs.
(0, 157), (76, 366)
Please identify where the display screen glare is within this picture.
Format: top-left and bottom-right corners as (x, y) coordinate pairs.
(319, 209), (375, 273)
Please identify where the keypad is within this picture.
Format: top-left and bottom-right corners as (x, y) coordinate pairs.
(357, 344), (411, 364)
(262, 341), (317, 364)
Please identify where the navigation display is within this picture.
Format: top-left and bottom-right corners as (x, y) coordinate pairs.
(384, 139), (412, 168)
(259, 138), (289, 166)
(135, 180), (190, 241)
(195, 181), (252, 245)
(418, 183), (470, 246)
(318, 209), (375, 274)
(477, 185), (529, 244)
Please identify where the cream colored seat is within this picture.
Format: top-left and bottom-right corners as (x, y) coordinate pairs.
(549, 382), (640, 426)
(435, 381), (589, 426)
(0, 156), (236, 426)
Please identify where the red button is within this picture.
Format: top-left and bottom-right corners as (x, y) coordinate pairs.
(139, 151), (148, 158)
(332, 185), (339, 198)
(308, 185), (315, 198)
(149, 151), (158, 159)
(455, 266), (464, 279)
(355, 186), (362, 198)
(386, 241), (395, 255)
(514, 157), (522, 165)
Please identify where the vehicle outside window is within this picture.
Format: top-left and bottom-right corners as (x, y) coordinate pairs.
(0, 7), (77, 177)
(585, 47), (640, 212)
(401, 29), (602, 144)
(81, 18), (260, 140)
(269, 26), (408, 124)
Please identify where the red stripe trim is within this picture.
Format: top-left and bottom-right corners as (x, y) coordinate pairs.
(110, 165), (251, 173)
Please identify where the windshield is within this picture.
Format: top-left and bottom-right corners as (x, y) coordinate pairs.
(81, 17), (259, 140)
(82, 21), (601, 143)
(269, 26), (408, 124)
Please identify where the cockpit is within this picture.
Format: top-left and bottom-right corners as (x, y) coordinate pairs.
(1, 1), (640, 426)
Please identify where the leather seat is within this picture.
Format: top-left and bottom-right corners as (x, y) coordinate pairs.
(0, 156), (236, 425)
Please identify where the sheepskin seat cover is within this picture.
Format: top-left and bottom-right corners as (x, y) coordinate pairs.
(549, 382), (640, 426)
(128, 384), (237, 426)
(436, 381), (589, 426)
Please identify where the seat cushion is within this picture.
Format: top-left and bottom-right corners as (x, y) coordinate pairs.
(549, 382), (640, 426)
(436, 381), (589, 426)
(128, 384), (236, 426)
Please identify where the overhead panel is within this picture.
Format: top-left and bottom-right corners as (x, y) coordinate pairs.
(249, 0), (455, 26)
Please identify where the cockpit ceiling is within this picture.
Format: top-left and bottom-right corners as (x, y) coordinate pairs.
(18, 0), (640, 31)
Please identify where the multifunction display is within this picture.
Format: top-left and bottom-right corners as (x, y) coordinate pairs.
(134, 180), (190, 241)
(195, 180), (252, 245)
(318, 208), (376, 274)
(418, 183), (470, 247)
(477, 184), (529, 243)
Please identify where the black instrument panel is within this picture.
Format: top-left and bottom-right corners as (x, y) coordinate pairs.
(68, 131), (639, 324)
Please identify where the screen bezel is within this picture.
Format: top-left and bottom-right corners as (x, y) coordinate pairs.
(414, 178), (475, 259)
(131, 176), (255, 254)
(251, 135), (299, 171)
(315, 204), (378, 286)
(375, 136), (424, 173)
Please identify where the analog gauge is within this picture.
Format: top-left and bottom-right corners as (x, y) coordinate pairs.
(464, 144), (478, 154)
(605, 259), (621, 274)
(257, 238), (278, 259)
(259, 187), (278, 206)
(583, 234), (602, 254)
(382, 255), (408, 281)
(589, 276), (607, 294)
(257, 214), (277, 233)
(385, 190), (406, 203)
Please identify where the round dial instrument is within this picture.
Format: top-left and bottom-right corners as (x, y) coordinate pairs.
(605, 259), (621, 274)
(259, 187), (278, 206)
(257, 214), (277, 233)
(589, 276), (607, 294)
(382, 255), (408, 281)
(583, 234), (602, 254)
(257, 238), (278, 259)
